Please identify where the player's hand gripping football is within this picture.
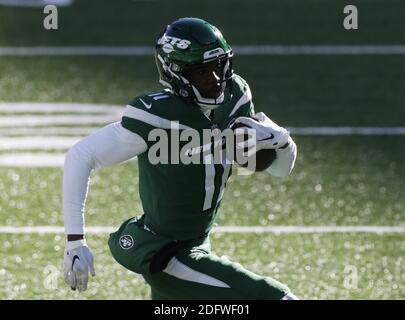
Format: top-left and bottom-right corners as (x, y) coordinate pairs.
(233, 112), (290, 157)
(63, 239), (95, 292)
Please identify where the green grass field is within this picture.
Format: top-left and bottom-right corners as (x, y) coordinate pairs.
(0, 0), (404, 299)
(1, 233), (403, 299)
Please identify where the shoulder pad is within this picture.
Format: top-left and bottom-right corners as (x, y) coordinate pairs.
(232, 74), (250, 96)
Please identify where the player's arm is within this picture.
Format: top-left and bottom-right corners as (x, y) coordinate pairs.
(63, 121), (147, 291)
(230, 77), (297, 175)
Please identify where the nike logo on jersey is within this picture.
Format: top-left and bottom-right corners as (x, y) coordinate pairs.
(258, 133), (274, 141)
(139, 98), (152, 109)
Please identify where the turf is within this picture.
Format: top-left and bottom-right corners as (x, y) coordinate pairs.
(0, 56), (404, 126)
(0, 0), (404, 300)
(0, 233), (403, 299)
(1, 136), (404, 227)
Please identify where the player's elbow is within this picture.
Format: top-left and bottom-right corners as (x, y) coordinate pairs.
(64, 141), (94, 170)
(64, 146), (76, 169)
(64, 145), (80, 168)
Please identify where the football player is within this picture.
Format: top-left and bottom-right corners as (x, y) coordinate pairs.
(63, 17), (298, 299)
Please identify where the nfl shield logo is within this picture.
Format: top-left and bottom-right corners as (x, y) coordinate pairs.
(119, 235), (134, 249)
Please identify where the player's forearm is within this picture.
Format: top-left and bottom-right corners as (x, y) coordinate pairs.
(63, 144), (93, 235)
(268, 137), (297, 177)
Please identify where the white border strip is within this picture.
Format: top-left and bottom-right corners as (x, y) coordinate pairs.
(1, 45), (405, 56)
(0, 225), (403, 234)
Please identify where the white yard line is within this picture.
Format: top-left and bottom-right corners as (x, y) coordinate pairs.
(0, 103), (121, 127)
(1, 45), (405, 56)
(0, 102), (404, 167)
(0, 127), (98, 136)
(0, 0), (73, 7)
(0, 127), (404, 167)
(216, 225), (405, 234)
(0, 153), (66, 167)
(1, 126), (405, 137)
(0, 137), (82, 150)
(0, 153), (137, 167)
(0, 125), (405, 136)
(0, 114), (121, 127)
(0, 126), (404, 167)
(0, 225), (403, 234)
(0, 46), (153, 56)
(0, 102), (122, 113)
(287, 127), (405, 135)
(233, 45), (405, 55)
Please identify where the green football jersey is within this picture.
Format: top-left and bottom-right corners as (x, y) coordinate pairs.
(121, 74), (254, 240)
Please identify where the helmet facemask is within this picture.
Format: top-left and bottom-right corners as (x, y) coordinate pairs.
(179, 54), (233, 109)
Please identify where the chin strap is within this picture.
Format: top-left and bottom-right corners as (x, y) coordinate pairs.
(193, 84), (225, 109)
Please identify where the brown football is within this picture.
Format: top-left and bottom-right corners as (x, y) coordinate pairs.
(231, 122), (276, 171)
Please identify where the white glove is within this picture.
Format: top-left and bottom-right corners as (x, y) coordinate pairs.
(63, 239), (95, 292)
(233, 112), (290, 156)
